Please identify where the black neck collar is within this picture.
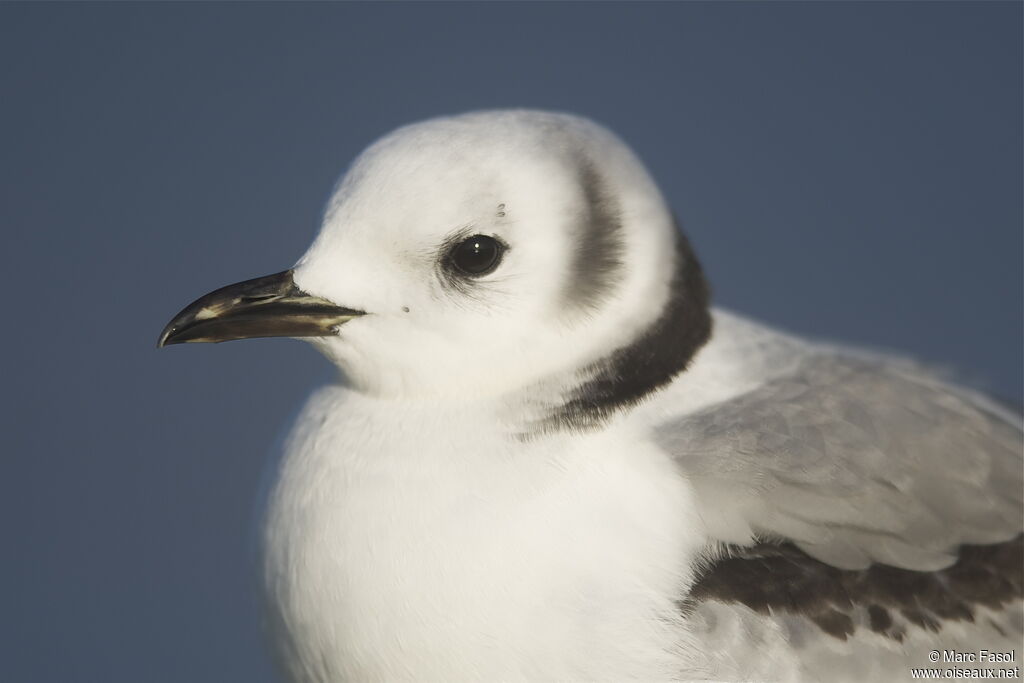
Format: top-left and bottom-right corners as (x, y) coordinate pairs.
(539, 224), (712, 433)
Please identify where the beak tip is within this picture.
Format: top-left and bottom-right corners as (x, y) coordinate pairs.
(157, 325), (180, 348)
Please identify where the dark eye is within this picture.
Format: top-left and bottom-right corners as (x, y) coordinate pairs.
(449, 234), (504, 276)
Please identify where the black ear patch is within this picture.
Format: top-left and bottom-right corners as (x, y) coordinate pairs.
(542, 222), (712, 431)
(562, 161), (626, 311)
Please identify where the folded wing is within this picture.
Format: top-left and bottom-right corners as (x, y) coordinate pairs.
(656, 352), (1022, 571)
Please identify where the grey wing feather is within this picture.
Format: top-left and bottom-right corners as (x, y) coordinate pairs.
(655, 352), (1024, 571)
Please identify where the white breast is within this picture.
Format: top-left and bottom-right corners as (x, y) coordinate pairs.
(261, 385), (709, 683)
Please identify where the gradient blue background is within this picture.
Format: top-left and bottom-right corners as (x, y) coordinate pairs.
(2, 3), (1020, 681)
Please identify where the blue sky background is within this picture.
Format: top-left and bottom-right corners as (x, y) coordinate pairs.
(1, 3), (1020, 681)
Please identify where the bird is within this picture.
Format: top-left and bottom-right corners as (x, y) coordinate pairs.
(159, 110), (1023, 682)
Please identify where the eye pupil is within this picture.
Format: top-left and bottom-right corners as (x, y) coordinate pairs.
(450, 234), (503, 276)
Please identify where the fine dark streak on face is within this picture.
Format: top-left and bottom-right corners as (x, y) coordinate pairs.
(562, 159), (626, 311)
(541, 222), (712, 432)
(684, 535), (1024, 641)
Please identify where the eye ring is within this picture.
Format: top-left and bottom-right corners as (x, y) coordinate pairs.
(447, 234), (505, 277)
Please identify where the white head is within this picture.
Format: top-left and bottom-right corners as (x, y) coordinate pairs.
(161, 110), (711, 424)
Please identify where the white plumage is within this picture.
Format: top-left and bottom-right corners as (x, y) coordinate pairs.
(161, 110), (1023, 682)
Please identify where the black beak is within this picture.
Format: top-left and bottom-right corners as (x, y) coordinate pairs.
(158, 270), (364, 347)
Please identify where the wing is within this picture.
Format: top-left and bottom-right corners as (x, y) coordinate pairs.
(654, 349), (1023, 572)
(652, 337), (1023, 648)
(683, 535), (1022, 645)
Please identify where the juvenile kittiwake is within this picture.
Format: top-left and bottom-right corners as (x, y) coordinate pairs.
(159, 110), (1023, 682)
